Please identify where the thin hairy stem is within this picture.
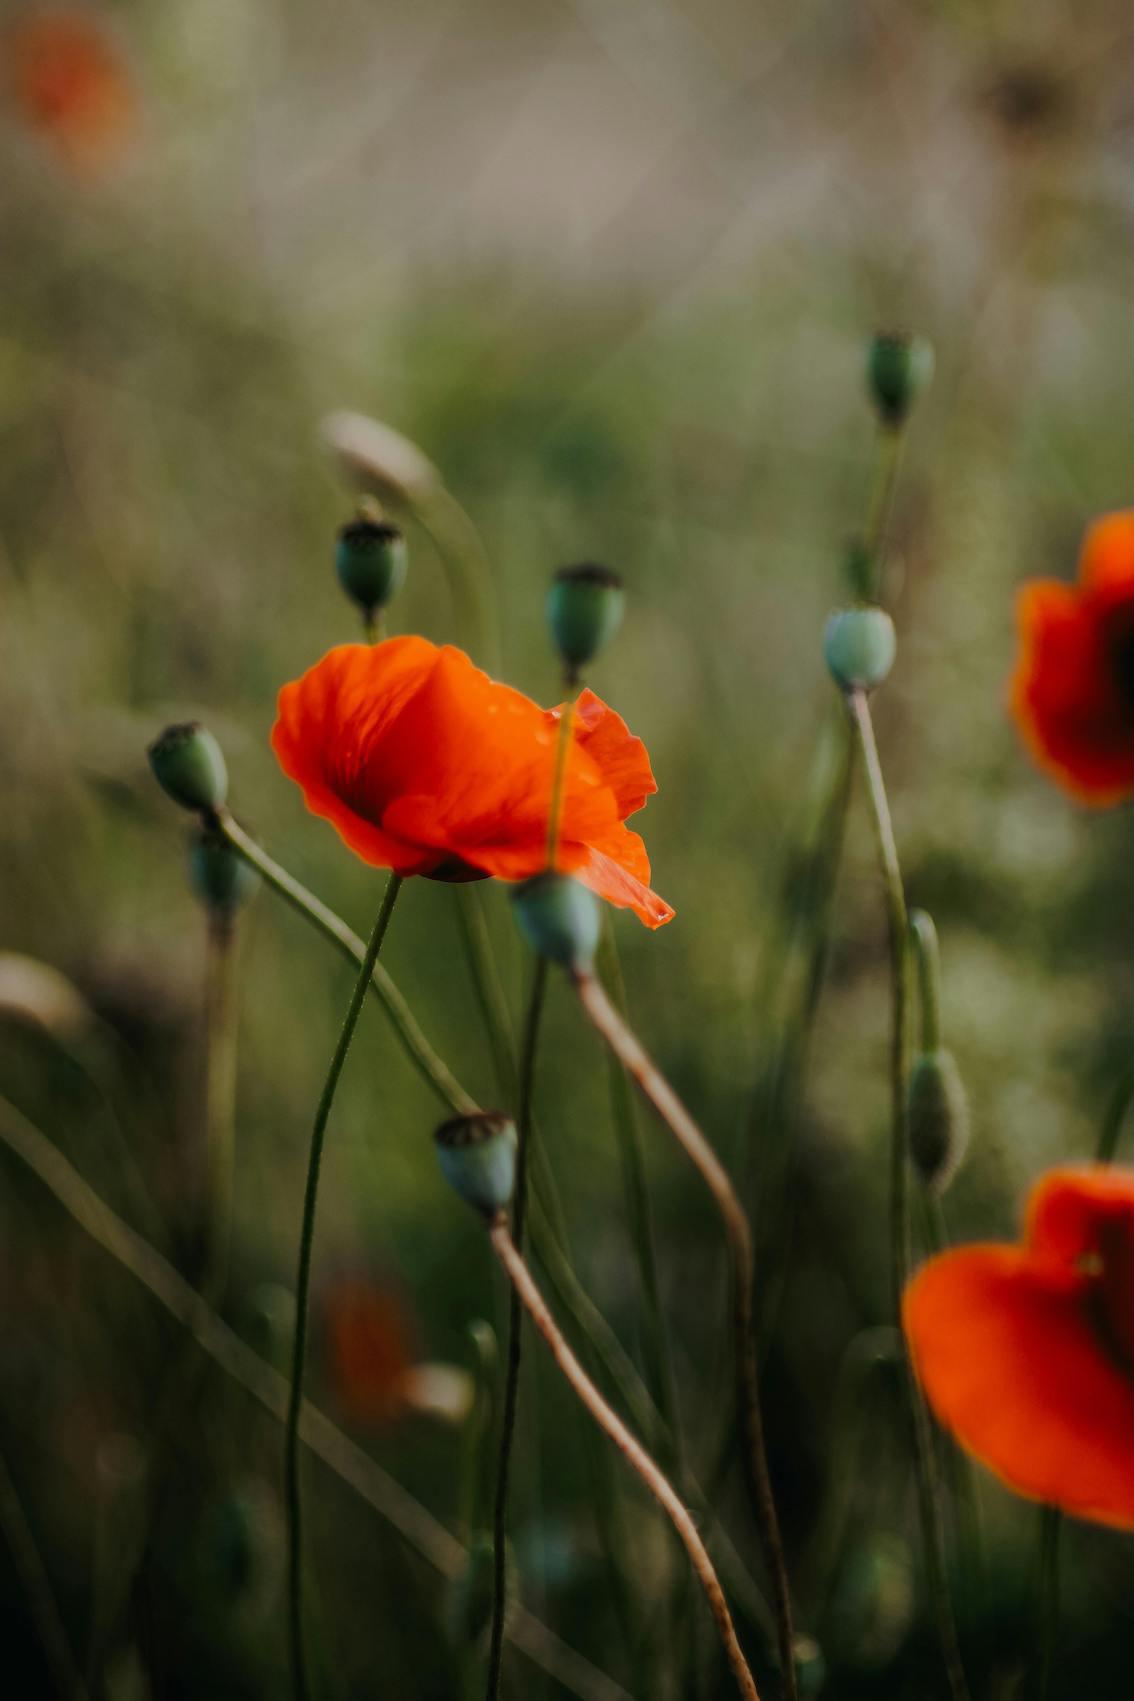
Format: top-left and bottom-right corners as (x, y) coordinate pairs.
(909, 910), (943, 1054)
(489, 1218), (761, 1701)
(201, 913), (239, 1302)
(419, 486), (501, 671)
(546, 698), (575, 867)
(0, 1094), (630, 1701)
(485, 956), (549, 1701)
(596, 922), (682, 1465)
(214, 811), (475, 1115)
(846, 688), (971, 1701)
(1035, 1507), (1060, 1701)
(862, 424), (905, 580)
(285, 875), (403, 1701)
(573, 970), (797, 1701)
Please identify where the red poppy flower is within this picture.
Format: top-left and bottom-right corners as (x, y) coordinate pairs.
(903, 1165), (1134, 1529)
(1011, 510), (1134, 804)
(322, 1277), (415, 1424)
(6, 11), (133, 173)
(271, 638), (674, 928)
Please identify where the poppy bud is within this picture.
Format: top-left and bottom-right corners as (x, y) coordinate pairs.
(335, 503), (408, 619)
(445, 1531), (513, 1649)
(148, 722), (228, 813)
(867, 332), (934, 427)
(321, 410), (439, 509)
(510, 872), (601, 971)
(434, 1112), (517, 1218)
(188, 825), (258, 917)
(907, 1049), (970, 1192)
(823, 607), (896, 691)
(547, 563), (624, 679)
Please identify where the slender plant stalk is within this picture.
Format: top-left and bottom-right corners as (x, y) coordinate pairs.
(489, 1216), (760, 1701)
(0, 1441), (89, 1701)
(909, 910), (943, 1053)
(285, 874), (403, 1701)
(454, 885), (518, 1099)
(1096, 1069), (1134, 1164)
(546, 697), (576, 867)
(596, 922), (681, 1462)
(1035, 1507), (1060, 1701)
(863, 423), (905, 585)
(845, 688), (971, 1701)
(572, 969), (798, 1701)
(0, 1094), (629, 1701)
(201, 912), (239, 1301)
(213, 810), (475, 1115)
(418, 486), (501, 671)
(485, 956), (549, 1701)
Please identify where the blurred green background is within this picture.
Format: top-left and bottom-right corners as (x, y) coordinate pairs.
(3, 0), (1134, 1695)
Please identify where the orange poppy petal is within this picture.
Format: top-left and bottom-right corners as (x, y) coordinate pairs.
(7, 12), (133, 172)
(1078, 510), (1134, 609)
(1010, 579), (1134, 804)
(271, 639), (442, 872)
(567, 691), (658, 819)
(904, 1244), (1134, 1529)
(573, 833), (675, 929)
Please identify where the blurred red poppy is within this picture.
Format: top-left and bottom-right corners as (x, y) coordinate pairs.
(903, 1165), (1134, 1529)
(6, 10), (133, 173)
(322, 1277), (415, 1424)
(1011, 511), (1134, 804)
(271, 638), (674, 928)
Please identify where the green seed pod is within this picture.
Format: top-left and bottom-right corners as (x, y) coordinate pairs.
(335, 504), (408, 618)
(510, 872), (601, 971)
(148, 722), (228, 813)
(823, 607), (896, 692)
(907, 1048), (970, 1192)
(445, 1531), (513, 1649)
(434, 1112), (517, 1218)
(547, 563), (624, 679)
(188, 825), (258, 917)
(867, 331), (935, 427)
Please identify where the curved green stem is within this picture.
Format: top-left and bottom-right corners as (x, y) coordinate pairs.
(862, 424), (905, 584)
(284, 874), (403, 1701)
(485, 957), (548, 1701)
(909, 909), (943, 1054)
(1096, 1069), (1134, 1164)
(201, 913), (239, 1303)
(846, 689), (971, 1701)
(573, 971), (798, 1701)
(214, 811), (475, 1115)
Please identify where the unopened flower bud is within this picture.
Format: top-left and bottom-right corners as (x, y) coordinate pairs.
(321, 411), (439, 509)
(824, 607), (896, 691)
(188, 825), (258, 917)
(434, 1112), (517, 1218)
(335, 503), (408, 619)
(547, 563), (624, 679)
(867, 332), (934, 427)
(510, 872), (601, 971)
(148, 722), (228, 813)
(908, 1049), (970, 1192)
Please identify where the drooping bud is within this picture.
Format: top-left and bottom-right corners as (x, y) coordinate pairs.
(867, 332), (934, 427)
(188, 825), (258, 917)
(148, 722), (228, 813)
(335, 500), (408, 621)
(546, 563), (624, 680)
(510, 872), (601, 971)
(908, 1049), (970, 1192)
(321, 411), (440, 510)
(823, 607), (896, 691)
(434, 1112), (517, 1218)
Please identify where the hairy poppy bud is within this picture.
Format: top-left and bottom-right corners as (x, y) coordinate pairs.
(908, 1049), (970, 1192)
(335, 503), (408, 618)
(547, 563), (624, 679)
(445, 1531), (513, 1649)
(867, 332), (934, 427)
(510, 872), (601, 970)
(824, 607), (896, 691)
(434, 1112), (517, 1217)
(148, 722), (228, 813)
(188, 825), (258, 917)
